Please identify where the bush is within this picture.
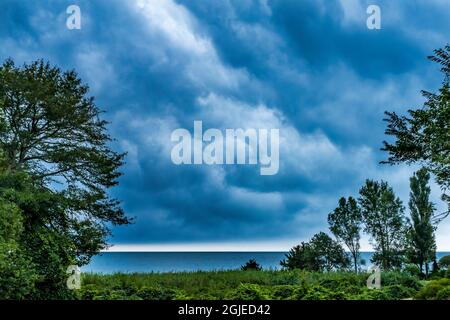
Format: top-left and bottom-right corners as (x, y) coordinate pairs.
(302, 285), (348, 300)
(383, 285), (416, 300)
(227, 283), (270, 300)
(355, 289), (390, 300)
(270, 284), (308, 300)
(403, 264), (421, 277)
(269, 285), (297, 299)
(439, 255), (450, 269)
(415, 278), (450, 300)
(136, 287), (185, 300)
(318, 274), (365, 295)
(76, 270), (425, 300)
(382, 271), (422, 291)
(241, 259), (262, 271)
(0, 201), (39, 299)
(435, 287), (450, 300)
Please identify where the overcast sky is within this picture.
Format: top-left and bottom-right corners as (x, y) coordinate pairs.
(1, 0), (449, 251)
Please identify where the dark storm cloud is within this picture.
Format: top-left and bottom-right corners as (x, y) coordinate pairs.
(1, 0), (449, 244)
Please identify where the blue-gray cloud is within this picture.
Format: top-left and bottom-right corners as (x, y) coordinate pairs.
(1, 0), (449, 245)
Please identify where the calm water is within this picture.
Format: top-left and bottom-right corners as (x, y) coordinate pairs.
(82, 252), (450, 273)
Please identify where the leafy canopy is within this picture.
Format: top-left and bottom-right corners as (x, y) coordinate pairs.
(328, 196), (362, 273)
(281, 232), (350, 272)
(359, 180), (406, 270)
(382, 45), (450, 221)
(0, 59), (130, 245)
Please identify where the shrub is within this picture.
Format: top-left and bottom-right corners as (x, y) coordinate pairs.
(355, 289), (390, 300)
(383, 285), (416, 300)
(241, 259), (262, 271)
(0, 200), (39, 299)
(302, 285), (348, 300)
(403, 264), (421, 277)
(435, 287), (450, 300)
(318, 274), (365, 295)
(439, 255), (450, 269)
(136, 287), (185, 300)
(227, 283), (270, 300)
(269, 285), (297, 300)
(270, 284), (308, 300)
(415, 278), (450, 300)
(382, 271), (422, 291)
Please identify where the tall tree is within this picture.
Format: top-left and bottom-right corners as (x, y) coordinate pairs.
(407, 168), (436, 276)
(328, 197), (362, 273)
(359, 180), (406, 270)
(0, 59), (130, 269)
(382, 45), (450, 223)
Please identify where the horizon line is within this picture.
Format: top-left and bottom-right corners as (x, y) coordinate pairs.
(102, 242), (449, 253)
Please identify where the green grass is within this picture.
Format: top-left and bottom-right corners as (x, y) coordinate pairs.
(75, 270), (446, 300)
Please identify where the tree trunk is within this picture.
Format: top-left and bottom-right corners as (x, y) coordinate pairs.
(353, 252), (358, 273)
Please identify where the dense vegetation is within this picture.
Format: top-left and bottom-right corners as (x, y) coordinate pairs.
(0, 59), (129, 299)
(76, 269), (450, 300)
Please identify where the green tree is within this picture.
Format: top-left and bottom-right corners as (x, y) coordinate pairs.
(382, 45), (450, 222)
(241, 259), (262, 271)
(328, 196), (362, 273)
(281, 232), (350, 272)
(359, 180), (406, 270)
(406, 168), (436, 276)
(0, 184), (38, 299)
(280, 242), (318, 271)
(438, 255), (450, 270)
(0, 165), (81, 298)
(0, 152), (38, 298)
(0, 59), (130, 297)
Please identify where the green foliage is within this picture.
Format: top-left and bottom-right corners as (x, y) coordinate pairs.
(415, 278), (450, 300)
(77, 270), (423, 300)
(403, 264), (422, 277)
(328, 196), (362, 273)
(354, 289), (391, 300)
(302, 285), (348, 300)
(0, 58), (130, 299)
(317, 274), (366, 295)
(241, 259), (262, 271)
(0, 168), (78, 299)
(383, 285), (416, 300)
(281, 232), (350, 272)
(78, 284), (185, 300)
(439, 255), (450, 269)
(359, 180), (407, 270)
(227, 283), (270, 300)
(381, 271), (422, 291)
(0, 199), (38, 299)
(0, 59), (128, 223)
(280, 242), (318, 271)
(382, 45), (450, 218)
(406, 168), (436, 276)
(0, 59), (129, 259)
(436, 287), (450, 300)
(269, 284), (308, 300)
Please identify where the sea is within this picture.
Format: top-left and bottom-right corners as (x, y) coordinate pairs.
(81, 251), (450, 274)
